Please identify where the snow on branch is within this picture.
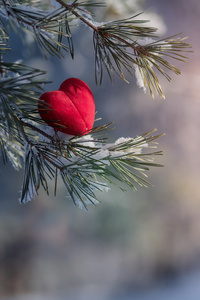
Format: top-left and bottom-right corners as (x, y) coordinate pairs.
(18, 126), (164, 208)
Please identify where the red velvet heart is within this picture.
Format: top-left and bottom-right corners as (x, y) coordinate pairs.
(38, 78), (95, 136)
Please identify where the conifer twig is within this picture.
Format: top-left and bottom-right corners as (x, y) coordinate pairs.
(55, 0), (192, 97)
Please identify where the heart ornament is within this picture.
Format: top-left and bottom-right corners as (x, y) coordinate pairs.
(38, 78), (95, 136)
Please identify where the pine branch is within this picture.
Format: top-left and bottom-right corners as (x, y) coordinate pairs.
(0, 131), (23, 170)
(0, 58), (49, 169)
(0, 62), (47, 122)
(1, 0), (73, 57)
(0, 0), (192, 97)
(55, 1), (192, 96)
(0, 55), (164, 208)
(134, 35), (192, 98)
(18, 124), (164, 208)
(0, 61), (164, 206)
(0, 0), (188, 208)
(0, 66), (164, 208)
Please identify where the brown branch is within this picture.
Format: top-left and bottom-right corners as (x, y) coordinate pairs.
(3, 0), (144, 57)
(19, 119), (55, 142)
(55, 0), (99, 31)
(55, 0), (147, 56)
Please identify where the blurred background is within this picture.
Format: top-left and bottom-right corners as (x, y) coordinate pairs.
(1, 0), (200, 299)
